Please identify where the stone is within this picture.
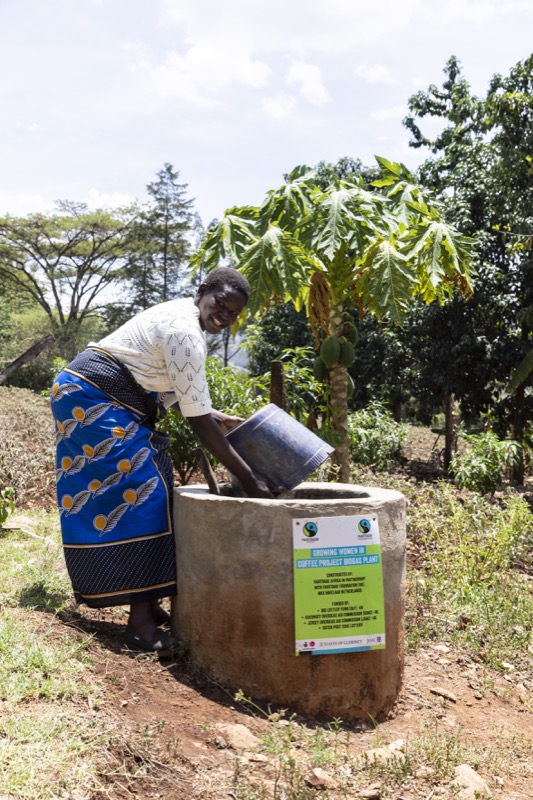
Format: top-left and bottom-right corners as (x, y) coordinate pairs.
(305, 767), (338, 789)
(214, 723), (261, 750)
(429, 686), (457, 703)
(359, 784), (381, 799)
(415, 765), (435, 779)
(364, 745), (406, 764)
(452, 764), (491, 799)
(431, 644), (451, 654)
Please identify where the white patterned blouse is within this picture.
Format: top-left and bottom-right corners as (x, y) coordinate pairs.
(91, 297), (212, 418)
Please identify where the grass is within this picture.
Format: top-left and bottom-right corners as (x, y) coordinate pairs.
(0, 705), (104, 797)
(404, 481), (533, 670)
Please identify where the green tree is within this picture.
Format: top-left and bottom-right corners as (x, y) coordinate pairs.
(193, 160), (472, 481)
(404, 55), (533, 479)
(125, 163), (200, 310)
(0, 202), (135, 356)
(486, 55), (533, 475)
(244, 303), (313, 377)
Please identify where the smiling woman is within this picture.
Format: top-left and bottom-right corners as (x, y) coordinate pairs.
(49, 266), (273, 657)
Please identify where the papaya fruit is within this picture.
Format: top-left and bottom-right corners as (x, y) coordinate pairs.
(313, 356), (328, 382)
(344, 323), (359, 346)
(338, 340), (355, 368)
(320, 335), (341, 368)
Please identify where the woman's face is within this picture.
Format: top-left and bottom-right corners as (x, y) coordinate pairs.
(196, 283), (247, 334)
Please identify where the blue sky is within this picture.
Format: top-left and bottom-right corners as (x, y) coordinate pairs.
(1, 0), (532, 226)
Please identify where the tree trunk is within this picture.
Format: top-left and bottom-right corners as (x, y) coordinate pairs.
(511, 383), (525, 485)
(330, 362), (350, 482)
(328, 302), (350, 482)
(0, 334), (54, 385)
(510, 321), (529, 485)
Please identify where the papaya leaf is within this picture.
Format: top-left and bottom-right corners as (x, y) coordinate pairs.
(358, 240), (415, 325)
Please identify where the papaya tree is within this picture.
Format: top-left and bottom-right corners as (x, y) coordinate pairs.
(192, 158), (472, 481)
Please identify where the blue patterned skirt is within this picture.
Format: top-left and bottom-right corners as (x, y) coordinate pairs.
(50, 348), (177, 608)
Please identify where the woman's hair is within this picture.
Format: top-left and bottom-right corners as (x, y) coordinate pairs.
(202, 267), (250, 301)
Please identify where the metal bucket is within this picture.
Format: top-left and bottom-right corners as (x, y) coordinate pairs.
(225, 403), (334, 491)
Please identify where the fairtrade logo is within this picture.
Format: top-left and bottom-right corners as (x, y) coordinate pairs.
(358, 518), (371, 534)
(303, 521), (318, 538)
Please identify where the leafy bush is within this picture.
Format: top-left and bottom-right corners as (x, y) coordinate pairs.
(0, 487), (15, 528)
(347, 402), (405, 470)
(158, 357), (264, 484)
(158, 351), (327, 484)
(450, 430), (520, 495)
(251, 347), (327, 424)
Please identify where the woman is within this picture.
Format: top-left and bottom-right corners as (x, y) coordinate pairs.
(50, 267), (272, 656)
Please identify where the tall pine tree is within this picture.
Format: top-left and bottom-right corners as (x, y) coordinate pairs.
(126, 163), (200, 310)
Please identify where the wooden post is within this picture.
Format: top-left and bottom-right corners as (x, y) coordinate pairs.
(270, 360), (285, 410)
(443, 392), (455, 472)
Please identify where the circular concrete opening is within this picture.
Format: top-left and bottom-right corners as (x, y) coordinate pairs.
(173, 482), (406, 721)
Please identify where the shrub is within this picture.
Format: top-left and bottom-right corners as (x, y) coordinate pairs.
(0, 487), (15, 528)
(159, 352), (328, 484)
(347, 402), (405, 470)
(157, 357), (263, 484)
(251, 347), (327, 424)
(450, 430), (520, 495)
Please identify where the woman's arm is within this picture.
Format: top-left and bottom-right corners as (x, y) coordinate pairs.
(187, 413), (273, 498)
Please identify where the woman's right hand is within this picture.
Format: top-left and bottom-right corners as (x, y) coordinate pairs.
(241, 475), (276, 498)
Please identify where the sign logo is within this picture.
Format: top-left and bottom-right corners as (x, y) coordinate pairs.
(303, 521), (318, 538)
(358, 518), (371, 534)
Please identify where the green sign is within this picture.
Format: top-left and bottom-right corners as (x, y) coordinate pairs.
(293, 514), (385, 655)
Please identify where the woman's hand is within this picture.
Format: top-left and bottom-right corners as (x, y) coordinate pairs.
(211, 409), (244, 435)
(241, 474), (275, 499)
(188, 414), (279, 499)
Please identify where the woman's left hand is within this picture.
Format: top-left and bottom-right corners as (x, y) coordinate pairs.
(211, 410), (245, 435)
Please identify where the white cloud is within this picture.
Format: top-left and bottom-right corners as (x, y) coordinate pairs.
(134, 43), (271, 107)
(158, 0), (533, 56)
(142, 1), (533, 111)
(16, 120), (42, 132)
(0, 193), (52, 216)
(158, 0), (422, 53)
(85, 189), (136, 210)
(261, 93), (297, 119)
(354, 64), (395, 84)
(286, 61), (330, 105)
(370, 105), (408, 122)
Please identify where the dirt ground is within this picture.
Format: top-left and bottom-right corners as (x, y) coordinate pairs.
(59, 600), (532, 800)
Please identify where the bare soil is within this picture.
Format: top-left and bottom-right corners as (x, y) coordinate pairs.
(54, 600), (532, 799)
